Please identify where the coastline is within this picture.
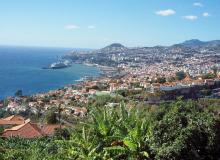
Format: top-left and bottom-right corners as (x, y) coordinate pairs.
(0, 60), (121, 101)
(0, 63), (101, 101)
(27, 62), (119, 98)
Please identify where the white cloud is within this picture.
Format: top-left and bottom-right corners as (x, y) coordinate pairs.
(183, 15), (198, 21)
(193, 2), (203, 7)
(65, 24), (79, 29)
(88, 25), (95, 29)
(203, 12), (210, 17)
(155, 9), (176, 16)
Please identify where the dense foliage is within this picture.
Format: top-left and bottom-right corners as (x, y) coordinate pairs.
(202, 73), (216, 79)
(0, 99), (220, 160)
(175, 71), (186, 81)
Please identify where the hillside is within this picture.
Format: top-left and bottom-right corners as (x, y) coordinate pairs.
(64, 39), (220, 67)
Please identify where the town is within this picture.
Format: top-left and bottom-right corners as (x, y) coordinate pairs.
(1, 39), (220, 138)
(1, 0), (220, 158)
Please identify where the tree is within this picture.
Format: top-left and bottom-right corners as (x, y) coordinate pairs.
(0, 109), (6, 118)
(202, 73), (216, 79)
(149, 99), (220, 159)
(45, 110), (57, 124)
(156, 77), (166, 84)
(167, 76), (176, 82)
(3, 99), (9, 107)
(15, 90), (23, 97)
(212, 66), (218, 77)
(175, 71), (186, 80)
(54, 128), (70, 140)
(0, 126), (4, 134)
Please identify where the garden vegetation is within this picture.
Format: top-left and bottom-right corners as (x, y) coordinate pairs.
(1, 98), (220, 160)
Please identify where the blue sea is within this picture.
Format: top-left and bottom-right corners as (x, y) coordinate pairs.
(0, 46), (99, 100)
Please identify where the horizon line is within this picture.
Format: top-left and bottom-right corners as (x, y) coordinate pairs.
(1, 38), (220, 50)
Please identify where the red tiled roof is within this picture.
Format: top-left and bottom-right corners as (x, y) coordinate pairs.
(0, 115), (25, 125)
(2, 121), (62, 138)
(1, 115), (63, 138)
(41, 124), (62, 135)
(0, 119), (24, 125)
(2, 121), (42, 138)
(4, 115), (25, 121)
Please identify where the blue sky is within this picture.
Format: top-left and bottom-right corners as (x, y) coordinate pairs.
(0, 0), (219, 48)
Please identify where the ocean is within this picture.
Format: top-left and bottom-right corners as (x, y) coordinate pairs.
(0, 46), (99, 100)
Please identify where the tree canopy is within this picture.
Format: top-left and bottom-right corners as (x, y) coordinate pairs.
(175, 71), (186, 80)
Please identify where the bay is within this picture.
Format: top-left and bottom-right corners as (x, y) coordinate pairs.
(0, 46), (99, 100)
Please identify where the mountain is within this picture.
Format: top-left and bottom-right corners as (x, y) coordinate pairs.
(65, 39), (220, 62)
(168, 44), (198, 54)
(181, 39), (205, 48)
(181, 39), (220, 48)
(107, 43), (125, 48)
(63, 39), (220, 67)
(95, 43), (128, 54)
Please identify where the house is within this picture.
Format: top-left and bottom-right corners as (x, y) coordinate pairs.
(2, 119), (42, 138)
(1, 115), (62, 138)
(89, 89), (97, 95)
(150, 83), (160, 93)
(71, 107), (87, 117)
(109, 83), (118, 92)
(140, 82), (151, 89)
(181, 73), (193, 85)
(6, 102), (19, 112)
(0, 102), (3, 108)
(29, 102), (38, 107)
(192, 78), (204, 86)
(205, 79), (215, 86)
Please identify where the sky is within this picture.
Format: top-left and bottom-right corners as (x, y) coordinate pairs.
(0, 0), (219, 48)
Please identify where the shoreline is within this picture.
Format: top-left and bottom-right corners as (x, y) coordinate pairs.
(0, 63), (103, 101)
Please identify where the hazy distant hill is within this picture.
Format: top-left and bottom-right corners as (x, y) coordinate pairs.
(66, 39), (220, 56)
(64, 39), (220, 67)
(95, 43), (128, 54)
(180, 39), (220, 48)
